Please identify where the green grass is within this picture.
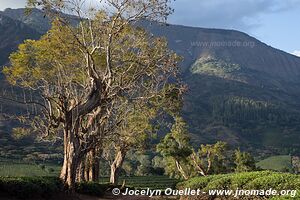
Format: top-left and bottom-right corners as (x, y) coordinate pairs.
(0, 159), (178, 190)
(0, 159), (61, 177)
(257, 155), (293, 172)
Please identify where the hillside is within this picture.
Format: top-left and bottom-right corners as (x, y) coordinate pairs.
(0, 11), (41, 66)
(141, 21), (300, 80)
(0, 11), (41, 123)
(1, 9), (300, 156)
(141, 21), (300, 155)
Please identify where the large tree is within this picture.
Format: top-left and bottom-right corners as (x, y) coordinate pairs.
(3, 0), (180, 190)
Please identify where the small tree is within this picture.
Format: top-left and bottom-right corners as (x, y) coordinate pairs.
(234, 149), (256, 172)
(108, 103), (156, 184)
(157, 116), (192, 180)
(191, 141), (228, 176)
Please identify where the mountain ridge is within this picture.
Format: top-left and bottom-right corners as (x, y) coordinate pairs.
(1, 8), (300, 155)
(139, 21), (300, 82)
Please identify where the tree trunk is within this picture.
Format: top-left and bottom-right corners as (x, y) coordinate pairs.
(76, 157), (86, 182)
(175, 160), (189, 180)
(191, 153), (207, 176)
(78, 148), (100, 182)
(110, 150), (126, 185)
(87, 149), (100, 182)
(60, 128), (81, 191)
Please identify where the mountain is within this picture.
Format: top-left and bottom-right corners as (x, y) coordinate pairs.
(1, 9), (300, 156)
(0, 10), (42, 112)
(0, 8), (79, 34)
(0, 11), (41, 66)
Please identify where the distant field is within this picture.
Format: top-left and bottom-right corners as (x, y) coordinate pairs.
(256, 155), (293, 172)
(0, 159), (60, 177)
(0, 159), (178, 190)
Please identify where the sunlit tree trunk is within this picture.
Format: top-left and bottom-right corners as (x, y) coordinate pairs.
(110, 149), (126, 185)
(60, 127), (82, 191)
(87, 149), (100, 182)
(76, 156), (86, 182)
(77, 148), (101, 182)
(175, 160), (189, 180)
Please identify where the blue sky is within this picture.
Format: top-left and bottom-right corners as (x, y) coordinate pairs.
(0, 0), (299, 55)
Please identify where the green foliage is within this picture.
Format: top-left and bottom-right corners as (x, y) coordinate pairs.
(177, 175), (215, 189)
(211, 96), (284, 126)
(245, 173), (300, 190)
(152, 155), (165, 175)
(157, 116), (193, 179)
(3, 21), (85, 88)
(75, 182), (108, 197)
(157, 116), (256, 178)
(191, 57), (241, 76)
(135, 154), (152, 176)
(234, 149), (256, 172)
(257, 155), (293, 173)
(157, 116), (192, 159)
(196, 141), (228, 174)
(0, 177), (62, 199)
(179, 171), (300, 198)
(11, 128), (32, 140)
(0, 176), (112, 198)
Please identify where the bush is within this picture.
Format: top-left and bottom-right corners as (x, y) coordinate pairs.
(178, 176), (214, 189)
(39, 164), (46, 170)
(0, 177), (62, 199)
(178, 171), (300, 198)
(205, 176), (232, 190)
(230, 171), (272, 189)
(46, 167), (55, 173)
(245, 173), (300, 190)
(0, 177), (111, 198)
(75, 182), (109, 197)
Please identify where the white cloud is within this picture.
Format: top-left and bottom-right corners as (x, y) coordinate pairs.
(292, 50), (300, 57)
(168, 0), (300, 31)
(0, 0), (26, 11)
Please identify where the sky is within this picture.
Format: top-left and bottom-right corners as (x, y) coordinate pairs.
(0, 0), (300, 56)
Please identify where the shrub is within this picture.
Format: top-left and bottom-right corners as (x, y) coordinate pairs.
(178, 171), (300, 198)
(0, 177), (62, 199)
(178, 176), (214, 189)
(39, 164), (46, 170)
(75, 182), (109, 197)
(46, 167), (55, 173)
(245, 173), (299, 190)
(205, 176), (232, 190)
(230, 171), (273, 189)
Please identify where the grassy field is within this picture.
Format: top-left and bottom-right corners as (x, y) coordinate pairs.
(256, 155), (293, 172)
(0, 159), (178, 190)
(0, 159), (61, 177)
